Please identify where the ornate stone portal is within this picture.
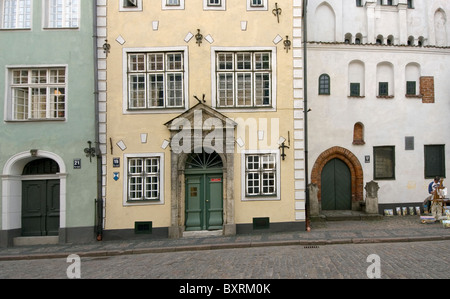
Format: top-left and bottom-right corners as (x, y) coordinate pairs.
(164, 103), (237, 238)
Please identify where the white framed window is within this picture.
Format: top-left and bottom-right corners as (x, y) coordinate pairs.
(241, 150), (280, 201)
(123, 153), (165, 206)
(203, 0), (225, 10)
(211, 47), (276, 111)
(5, 66), (67, 121)
(0, 0), (32, 29)
(247, 0), (267, 11)
(44, 0), (79, 29)
(123, 47), (189, 114)
(119, 0), (143, 11)
(162, 0), (184, 10)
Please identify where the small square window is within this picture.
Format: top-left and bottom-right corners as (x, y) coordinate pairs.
(204, 0), (225, 10)
(406, 81), (416, 95)
(120, 0), (143, 11)
(378, 82), (389, 96)
(166, 0), (180, 6)
(162, 0), (184, 9)
(247, 0), (267, 10)
(350, 83), (360, 97)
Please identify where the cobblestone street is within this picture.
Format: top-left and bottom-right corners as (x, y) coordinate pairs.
(1, 240), (449, 280)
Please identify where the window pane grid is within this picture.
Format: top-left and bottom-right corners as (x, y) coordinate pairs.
(47, 0), (79, 28)
(2, 0), (32, 29)
(216, 51), (272, 108)
(128, 158), (161, 201)
(245, 154), (276, 197)
(127, 52), (185, 110)
(10, 68), (66, 121)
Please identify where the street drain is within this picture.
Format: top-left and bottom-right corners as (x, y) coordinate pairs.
(304, 245), (319, 249)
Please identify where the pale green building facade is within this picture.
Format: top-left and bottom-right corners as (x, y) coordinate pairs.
(0, 0), (99, 247)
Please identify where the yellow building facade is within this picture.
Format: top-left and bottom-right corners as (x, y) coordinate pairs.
(101, 0), (306, 240)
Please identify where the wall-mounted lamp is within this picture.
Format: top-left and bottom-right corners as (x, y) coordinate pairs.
(284, 36), (291, 53)
(84, 141), (96, 163)
(195, 29), (203, 46)
(103, 40), (111, 56)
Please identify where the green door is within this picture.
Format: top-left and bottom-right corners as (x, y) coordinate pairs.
(22, 180), (60, 236)
(321, 159), (351, 210)
(185, 174), (223, 231)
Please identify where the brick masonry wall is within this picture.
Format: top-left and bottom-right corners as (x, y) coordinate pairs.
(420, 76), (435, 104)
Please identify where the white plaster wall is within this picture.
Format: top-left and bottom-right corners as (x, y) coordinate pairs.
(307, 45), (450, 205)
(308, 0), (450, 47)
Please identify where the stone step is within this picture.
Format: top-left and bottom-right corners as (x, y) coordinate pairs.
(13, 236), (59, 246)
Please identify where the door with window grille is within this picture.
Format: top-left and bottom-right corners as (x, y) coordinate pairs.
(321, 159), (351, 210)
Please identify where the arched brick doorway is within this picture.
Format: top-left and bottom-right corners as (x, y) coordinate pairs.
(311, 146), (363, 211)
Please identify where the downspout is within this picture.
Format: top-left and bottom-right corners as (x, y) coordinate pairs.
(302, 0), (310, 232)
(93, 0), (103, 241)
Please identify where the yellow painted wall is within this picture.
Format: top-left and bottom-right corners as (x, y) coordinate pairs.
(105, 0), (295, 230)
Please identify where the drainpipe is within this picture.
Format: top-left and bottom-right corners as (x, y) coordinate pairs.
(93, 0), (103, 241)
(302, 0), (310, 232)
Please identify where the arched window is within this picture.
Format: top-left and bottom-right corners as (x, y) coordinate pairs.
(348, 60), (365, 97)
(376, 35), (384, 45)
(319, 74), (330, 95)
(353, 122), (365, 145)
(345, 33), (352, 44)
(376, 62), (394, 98)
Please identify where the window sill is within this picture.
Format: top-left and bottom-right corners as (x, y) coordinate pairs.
(0, 28), (31, 31)
(348, 96), (365, 99)
(124, 200), (163, 206)
(42, 27), (79, 30)
(5, 118), (66, 123)
(376, 95), (394, 99)
(242, 195), (280, 201)
(405, 94), (423, 98)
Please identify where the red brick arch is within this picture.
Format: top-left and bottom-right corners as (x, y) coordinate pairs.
(311, 146), (364, 208)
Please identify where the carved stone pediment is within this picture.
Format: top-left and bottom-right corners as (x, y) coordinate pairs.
(164, 103), (236, 132)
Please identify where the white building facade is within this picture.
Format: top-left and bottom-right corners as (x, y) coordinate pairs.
(306, 0), (450, 214)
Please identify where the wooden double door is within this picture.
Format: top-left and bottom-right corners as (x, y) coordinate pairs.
(185, 173), (223, 231)
(22, 180), (60, 236)
(321, 158), (351, 210)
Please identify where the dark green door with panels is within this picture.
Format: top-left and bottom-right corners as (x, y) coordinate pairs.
(22, 180), (60, 236)
(321, 158), (351, 210)
(184, 151), (223, 231)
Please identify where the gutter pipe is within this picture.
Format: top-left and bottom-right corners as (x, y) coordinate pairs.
(93, 0), (103, 241)
(302, 0), (310, 232)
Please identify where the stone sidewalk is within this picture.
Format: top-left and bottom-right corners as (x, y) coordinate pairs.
(1, 215), (449, 261)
